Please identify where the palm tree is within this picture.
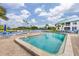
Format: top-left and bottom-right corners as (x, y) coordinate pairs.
(55, 24), (60, 31)
(0, 6), (8, 32)
(45, 24), (49, 29)
(61, 23), (64, 31)
(23, 19), (29, 24)
(0, 6), (8, 20)
(23, 19), (29, 28)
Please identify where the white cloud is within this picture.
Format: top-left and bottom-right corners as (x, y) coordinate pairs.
(0, 18), (6, 25)
(31, 18), (37, 23)
(35, 8), (42, 13)
(21, 10), (30, 15)
(35, 3), (74, 22)
(68, 4), (79, 12)
(39, 11), (48, 16)
(6, 9), (30, 22)
(6, 9), (31, 28)
(47, 13), (63, 21)
(35, 8), (48, 16)
(48, 3), (74, 21)
(49, 3), (74, 13)
(21, 10), (31, 18)
(6, 13), (24, 28)
(6, 13), (24, 23)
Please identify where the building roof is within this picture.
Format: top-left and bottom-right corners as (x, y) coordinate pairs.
(56, 16), (79, 24)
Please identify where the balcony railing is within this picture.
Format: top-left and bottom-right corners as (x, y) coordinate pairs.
(65, 22), (70, 26)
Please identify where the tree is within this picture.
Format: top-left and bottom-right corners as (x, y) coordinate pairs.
(61, 23), (64, 26)
(55, 24), (60, 31)
(23, 19), (31, 28)
(45, 24), (49, 29)
(0, 6), (8, 32)
(0, 6), (8, 20)
(30, 26), (38, 30)
(23, 19), (29, 24)
(61, 23), (64, 30)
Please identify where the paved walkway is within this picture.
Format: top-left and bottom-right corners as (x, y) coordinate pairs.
(0, 34), (32, 56)
(70, 34), (79, 56)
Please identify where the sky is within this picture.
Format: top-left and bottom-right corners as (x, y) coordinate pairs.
(0, 3), (79, 28)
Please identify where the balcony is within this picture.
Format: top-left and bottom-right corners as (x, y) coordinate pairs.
(65, 22), (70, 26)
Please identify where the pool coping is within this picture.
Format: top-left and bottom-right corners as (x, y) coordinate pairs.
(15, 33), (74, 56)
(15, 32), (52, 56)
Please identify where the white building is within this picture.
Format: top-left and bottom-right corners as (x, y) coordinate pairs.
(56, 17), (79, 33)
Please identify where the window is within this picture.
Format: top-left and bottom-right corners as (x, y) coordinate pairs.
(73, 22), (77, 25)
(65, 22), (70, 26)
(72, 27), (77, 31)
(64, 27), (70, 31)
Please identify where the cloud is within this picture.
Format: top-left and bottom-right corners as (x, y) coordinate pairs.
(6, 13), (24, 23)
(35, 8), (42, 14)
(21, 10), (30, 14)
(21, 10), (31, 18)
(5, 9), (31, 28)
(47, 13), (63, 21)
(6, 13), (24, 28)
(7, 20), (24, 28)
(0, 18), (6, 25)
(67, 3), (79, 12)
(35, 8), (48, 16)
(48, 3), (74, 21)
(35, 3), (74, 22)
(39, 11), (48, 16)
(31, 18), (37, 23)
(7, 9), (30, 22)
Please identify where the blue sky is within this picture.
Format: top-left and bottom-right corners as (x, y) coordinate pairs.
(0, 3), (79, 28)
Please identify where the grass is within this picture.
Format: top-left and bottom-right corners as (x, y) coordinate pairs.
(0, 25), (58, 33)
(43, 29), (58, 33)
(0, 30), (4, 32)
(0, 29), (16, 32)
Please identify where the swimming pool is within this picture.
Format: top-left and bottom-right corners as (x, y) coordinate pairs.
(16, 32), (66, 55)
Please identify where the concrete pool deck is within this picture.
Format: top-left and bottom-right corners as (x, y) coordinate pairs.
(0, 32), (79, 56)
(62, 34), (74, 56)
(0, 33), (34, 56)
(70, 34), (79, 56)
(63, 33), (79, 56)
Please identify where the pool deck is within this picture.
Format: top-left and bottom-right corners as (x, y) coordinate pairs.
(0, 32), (41, 56)
(0, 32), (79, 56)
(70, 34), (79, 56)
(62, 34), (74, 56)
(63, 33), (79, 56)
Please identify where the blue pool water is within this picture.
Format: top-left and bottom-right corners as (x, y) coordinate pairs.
(22, 33), (66, 54)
